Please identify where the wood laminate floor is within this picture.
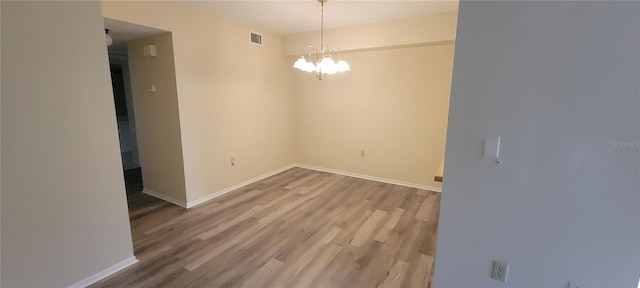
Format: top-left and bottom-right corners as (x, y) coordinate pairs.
(92, 167), (440, 288)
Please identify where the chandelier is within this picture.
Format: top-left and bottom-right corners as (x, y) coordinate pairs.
(293, 0), (350, 80)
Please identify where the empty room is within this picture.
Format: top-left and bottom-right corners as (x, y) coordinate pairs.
(2, 1), (639, 288)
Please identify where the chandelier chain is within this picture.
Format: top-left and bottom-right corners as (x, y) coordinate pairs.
(320, 1), (324, 51)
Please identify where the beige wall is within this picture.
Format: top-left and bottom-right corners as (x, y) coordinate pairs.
(102, 1), (296, 204)
(284, 11), (457, 55)
(127, 33), (188, 204)
(1, 1), (134, 286)
(293, 43), (453, 189)
(287, 10), (456, 190)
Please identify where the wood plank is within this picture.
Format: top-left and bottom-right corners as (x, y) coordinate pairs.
(208, 189), (262, 212)
(184, 221), (263, 271)
(284, 173), (318, 190)
(270, 226), (342, 287)
(240, 258), (284, 288)
(378, 260), (410, 288)
(415, 193), (438, 221)
(374, 207), (404, 242)
(406, 254), (434, 288)
(196, 205), (264, 240)
(349, 210), (388, 247)
(287, 243), (343, 288)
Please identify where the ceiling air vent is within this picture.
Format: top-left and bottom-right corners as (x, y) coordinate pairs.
(250, 31), (263, 46)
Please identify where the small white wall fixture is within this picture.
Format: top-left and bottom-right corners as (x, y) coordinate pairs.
(143, 44), (156, 57)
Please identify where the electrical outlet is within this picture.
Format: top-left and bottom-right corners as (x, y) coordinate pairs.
(231, 157), (236, 166)
(491, 260), (509, 282)
(567, 281), (580, 288)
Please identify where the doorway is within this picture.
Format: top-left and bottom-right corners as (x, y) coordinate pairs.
(105, 17), (166, 196)
(109, 61), (143, 194)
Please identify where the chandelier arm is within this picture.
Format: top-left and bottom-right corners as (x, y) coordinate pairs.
(328, 46), (344, 59)
(321, 43), (330, 58)
(300, 46), (318, 56)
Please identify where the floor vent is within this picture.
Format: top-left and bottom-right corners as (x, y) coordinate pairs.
(250, 32), (263, 46)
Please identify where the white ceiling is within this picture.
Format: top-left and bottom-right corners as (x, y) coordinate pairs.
(105, 18), (167, 44)
(104, 1), (459, 55)
(105, 18), (167, 55)
(183, 0), (459, 35)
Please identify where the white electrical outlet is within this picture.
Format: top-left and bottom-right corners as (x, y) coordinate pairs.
(491, 260), (509, 282)
(567, 281), (580, 288)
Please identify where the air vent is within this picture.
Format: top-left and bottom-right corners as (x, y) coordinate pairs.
(250, 32), (263, 46)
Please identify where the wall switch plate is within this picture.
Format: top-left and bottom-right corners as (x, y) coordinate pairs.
(491, 260), (509, 282)
(484, 136), (501, 163)
(361, 150), (365, 157)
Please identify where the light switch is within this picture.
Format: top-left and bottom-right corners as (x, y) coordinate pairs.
(484, 136), (501, 163)
(148, 85), (156, 93)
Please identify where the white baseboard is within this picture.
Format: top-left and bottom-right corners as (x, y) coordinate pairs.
(142, 188), (187, 208)
(186, 164), (297, 208)
(144, 162), (439, 210)
(68, 256), (138, 288)
(295, 163), (442, 193)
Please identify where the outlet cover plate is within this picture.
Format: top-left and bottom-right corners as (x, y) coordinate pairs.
(491, 260), (509, 282)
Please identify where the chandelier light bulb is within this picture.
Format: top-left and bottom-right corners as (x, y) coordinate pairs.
(318, 57), (337, 74)
(336, 59), (350, 72)
(303, 61), (316, 72)
(293, 56), (307, 70)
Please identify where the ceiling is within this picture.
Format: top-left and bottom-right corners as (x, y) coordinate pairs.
(105, 18), (167, 55)
(104, 1), (459, 55)
(182, 0), (459, 35)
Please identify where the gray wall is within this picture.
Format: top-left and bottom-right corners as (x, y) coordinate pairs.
(1, 1), (135, 286)
(435, 1), (640, 287)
